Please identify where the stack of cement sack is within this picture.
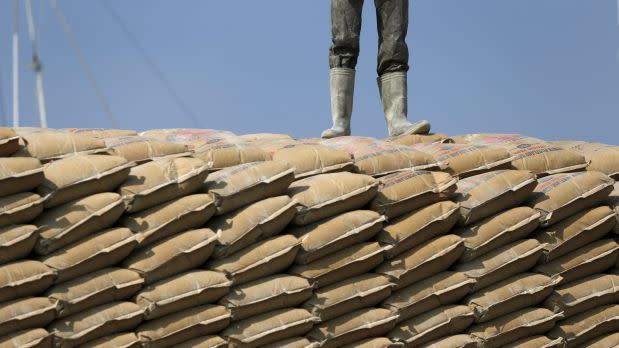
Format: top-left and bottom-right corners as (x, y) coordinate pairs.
(0, 127), (617, 348)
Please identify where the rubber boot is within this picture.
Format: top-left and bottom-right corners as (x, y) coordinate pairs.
(378, 71), (431, 137)
(321, 68), (355, 138)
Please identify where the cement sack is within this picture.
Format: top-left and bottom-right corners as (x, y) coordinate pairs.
(272, 144), (354, 178)
(0, 192), (44, 228)
(62, 127), (138, 138)
(503, 335), (566, 348)
(370, 170), (457, 219)
(607, 183), (619, 234)
(220, 274), (312, 321)
(41, 227), (137, 284)
(376, 201), (460, 259)
(410, 143), (513, 177)
(534, 206), (616, 263)
(37, 155), (132, 208)
(136, 305), (230, 348)
(290, 242), (386, 288)
(120, 194), (215, 247)
(464, 273), (559, 323)
(208, 234), (299, 285)
(550, 141), (619, 179)
(139, 128), (236, 143)
(34, 192), (125, 255)
(239, 133), (293, 142)
(289, 172), (379, 225)
(307, 308), (398, 348)
(223, 308), (317, 348)
(0, 128), (19, 156)
(527, 171), (615, 227)
(176, 336), (227, 348)
(533, 239), (619, 285)
(458, 134), (588, 176)
(382, 271), (475, 323)
(204, 161), (295, 215)
(454, 239), (545, 291)
(49, 301), (143, 348)
(453, 170), (537, 226)
(456, 207), (541, 262)
(209, 195), (297, 259)
(0, 260), (56, 302)
(418, 335), (479, 348)
(104, 136), (190, 163)
(0, 328), (52, 348)
(80, 332), (141, 348)
(389, 133), (453, 146)
(270, 337), (319, 348)
(376, 235), (464, 290)
(543, 274), (619, 318)
(0, 157), (43, 197)
(13, 132), (107, 161)
(388, 305), (475, 347)
(118, 157), (209, 213)
(468, 307), (562, 348)
(292, 210), (385, 264)
(548, 304), (619, 348)
(582, 332), (619, 348)
(253, 138), (306, 156)
(46, 268), (143, 318)
(0, 225), (38, 264)
(190, 137), (270, 171)
(0, 297), (57, 336)
(303, 274), (394, 322)
(123, 228), (217, 285)
(136, 270), (231, 320)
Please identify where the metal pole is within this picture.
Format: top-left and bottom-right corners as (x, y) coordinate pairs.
(25, 0), (48, 127)
(12, 0), (20, 127)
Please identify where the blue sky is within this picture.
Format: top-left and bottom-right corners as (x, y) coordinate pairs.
(0, 1), (617, 144)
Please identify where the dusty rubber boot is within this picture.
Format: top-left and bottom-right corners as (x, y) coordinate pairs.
(321, 68), (355, 138)
(378, 71), (431, 137)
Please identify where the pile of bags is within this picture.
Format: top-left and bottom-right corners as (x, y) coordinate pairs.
(0, 127), (618, 348)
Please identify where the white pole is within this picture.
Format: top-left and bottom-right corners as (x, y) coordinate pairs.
(12, 0), (19, 127)
(25, 0), (47, 127)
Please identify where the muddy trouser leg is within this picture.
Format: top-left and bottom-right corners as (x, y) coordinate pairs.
(329, 0), (364, 69)
(375, 0), (409, 76)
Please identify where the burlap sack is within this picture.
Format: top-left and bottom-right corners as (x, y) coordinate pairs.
(238, 133), (293, 142)
(204, 161), (295, 215)
(104, 136), (190, 163)
(534, 239), (619, 285)
(208, 235), (299, 285)
(46, 268), (144, 318)
(0, 128), (20, 156)
(209, 196), (297, 259)
(118, 157), (209, 213)
(289, 172), (379, 225)
(464, 273), (560, 323)
(0, 260), (56, 302)
(0, 224), (38, 264)
(606, 183), (619, 234)
(0, 192), (44, 228)
(136, 270), (231, 320)
(468, 307), (562, 348)
(376, 235), (464, 290)
(136, 305), (231, 348)
(272, 144), (354, 178)
(0, 157), (43, 197)
(503, 335), (565, 348)
(389, 133), (453, 146)
(418, 335), (479, 348)
(190, 137), (270, 171)
(37, 155), (133, 208)
(123, 228), (217, 285)
(80, 332), (141, 348)
(307, 308), (398, 348)
(411, 143), (513, 177)
(120, 194), (215, 247)
(534, 206), (616, 263)
(527, 171), (615, 227)
(0, 328), (52, 348)
(176, 336), (228, 348)
(376, 201), (460, 259)
(41, 227), (138, 284)
(34, 192), (125, 255)
(382, 271), (475, 323)
(223, 308), (317, 348)
(13, 132), (107, 161)
(370, 170), (457, 219)
(292, 210), (385, 264)
(62, 128), (138, 138)
(543, 274), (619, 318)
(49, 301), (143, 348)
(551, 141), (619, 179)
(454, 239), (545, 291)
(220, 274), (311, 321)
(303, 274), (394, 322)
(139, 128), (236, 143)
(290, 242), (386, 288)
(0, 297), (57, 336)
(548, 304), (619, 348)
(582, 332), (619, 348)
(453, 170), (537, 226)
(456, 207), (541, 262)
(388, 305), (475, 347)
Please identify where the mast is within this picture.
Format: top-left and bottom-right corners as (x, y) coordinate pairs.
(25, 0), (48, 127)
(12, 0), (19, 127)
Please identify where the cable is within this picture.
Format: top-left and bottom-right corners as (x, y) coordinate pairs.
(26, 0), (48, 127)
(98, 0), (201, 128)
(50, 0), (119, 128)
